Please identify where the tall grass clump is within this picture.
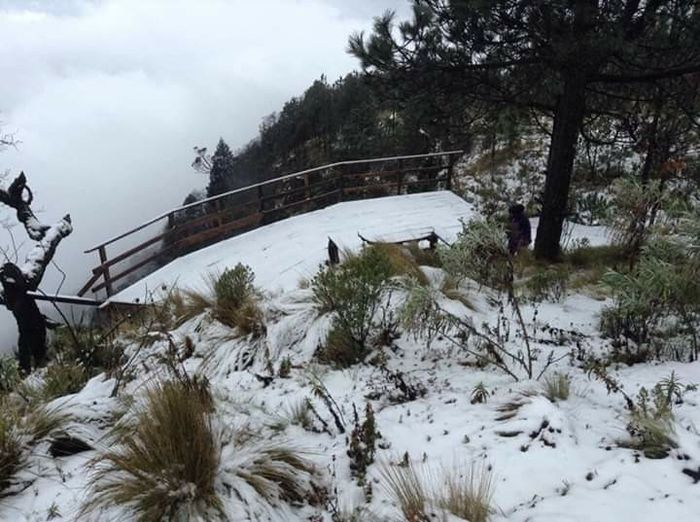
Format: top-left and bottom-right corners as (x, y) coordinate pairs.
(0, 409), (24, 494)
(380, 460), (494, 522)
(85, 379), (223, 520)
(438, 463), (494, 522)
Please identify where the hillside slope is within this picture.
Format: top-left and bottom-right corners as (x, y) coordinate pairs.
(3, 192), (700, 522)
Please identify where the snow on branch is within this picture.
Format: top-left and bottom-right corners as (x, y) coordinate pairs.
(0, 172), (73, 296)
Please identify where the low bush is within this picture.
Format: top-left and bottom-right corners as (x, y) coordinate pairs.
(312, 247), (394, 367)
(623, 377), (680, 459)
(42, 361), (89, 401)
(174, 264), (266, 337)
(438, 463), (494, 522)
(0, 356), (21, 395)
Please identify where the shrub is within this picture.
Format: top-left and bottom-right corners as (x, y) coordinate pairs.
(0, 356), (21, 395)
(623, 381), (678, 459)
(214, 263), (256, 311)
(347, 403), (381, 486)
(542, 373), (571, 402)
(176, 264), (266, 336)
(221, 434), (320, 507)
(51, 325), (125, 378)
(380, 461), (429, 521)
(42, 361), (89, 401)
(439, 218), (511, 290)
(85, 380), (223, 520)
(523, 265), (570, 302)
(367, 243), (429, 285)
(471, 382), (490, 404)
(312, 247), (394, 366)
(317, 326), (368, 368)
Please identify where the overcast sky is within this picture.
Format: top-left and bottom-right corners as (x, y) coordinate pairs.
(0, 0), (408, 352)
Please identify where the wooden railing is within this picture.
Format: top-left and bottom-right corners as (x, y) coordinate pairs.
(79, 150), (463, 298)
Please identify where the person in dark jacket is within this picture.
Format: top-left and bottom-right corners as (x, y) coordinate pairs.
(507, 204), (531, 255)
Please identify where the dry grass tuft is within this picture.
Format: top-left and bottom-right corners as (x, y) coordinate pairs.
(380, 461), (429, 521)
(368, 243), (429, 286)
(380, 460), (494, 522)
(84, 379), (223, 520)
(437, 463), (494, 522)
(542, 373), (571, 403)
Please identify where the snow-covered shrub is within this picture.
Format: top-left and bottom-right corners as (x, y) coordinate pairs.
(380, 460), (494, 522)
(602, 232), (700, 362)
(85, 379), (223, 520)
(623, 376), (681, 459)
(439, 218), (511, 290)
(213, 264), (266, 336)
(605, 176), (679, 265)
(318, 325), (368, 368)
(366, 366), (427, 404)
(51, 325), (125, 379)
(470, 382), (490, 404)
(214, 263), (256, 311)
(542, 373), (571, 402)
(41, 361), (88, 401)
(313, 247), (394, 366)
(523, 264), (570, 303)
(0, 400), (68, 495)
(174, 263), (266, 337)
(400, 281), (548, 381)
(0, 356), (20, 395)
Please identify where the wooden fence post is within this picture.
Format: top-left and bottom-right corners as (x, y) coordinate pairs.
(304, 173), (311, 200)
(98, 246), (114, 297)
(446, 155), (456, 192)
(337, 166), (345, 202)
(397, 159), (403, 195)
(257, 185), (264, 213)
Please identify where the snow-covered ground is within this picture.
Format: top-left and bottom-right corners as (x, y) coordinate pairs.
(7, 191), (698, 522)
(109, 191), (609, 305)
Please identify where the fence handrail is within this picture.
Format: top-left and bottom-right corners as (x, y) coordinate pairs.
(84, 150), (463, 253)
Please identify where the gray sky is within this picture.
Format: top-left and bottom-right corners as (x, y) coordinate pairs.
(0, 0), (408, 352)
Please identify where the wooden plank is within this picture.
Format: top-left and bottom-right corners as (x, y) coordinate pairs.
(93, 248), (166, 293)
(171, 213), (263, 251)
(262, 190), (340, 216)
(92, 231), (167, 274)
(77, 271), (102, 297)
(99, 246), (113, 297)
(28, 291), (103, 307)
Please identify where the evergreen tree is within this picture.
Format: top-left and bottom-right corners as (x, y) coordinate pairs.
(207, 138), (236, 198)
(349, 0), (700, 261)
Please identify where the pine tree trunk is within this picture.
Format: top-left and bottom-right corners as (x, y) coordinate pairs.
(534, 73), (587, 261)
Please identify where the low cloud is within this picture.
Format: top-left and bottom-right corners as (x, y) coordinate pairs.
(0, 0), (405, 351)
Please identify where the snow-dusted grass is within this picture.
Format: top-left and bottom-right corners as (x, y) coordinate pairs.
(6, 194), (700, 521)
(84, 379), (222, 520)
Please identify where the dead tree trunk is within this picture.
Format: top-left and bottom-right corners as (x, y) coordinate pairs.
(0, 172), (72, 374)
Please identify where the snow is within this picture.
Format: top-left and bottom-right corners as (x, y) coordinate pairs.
(6, 191), (700, 521)
(109, 192), (610, 306)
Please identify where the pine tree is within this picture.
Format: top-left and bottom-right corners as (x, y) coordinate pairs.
(349, 0), (700, 261)
(207, 138), (235, 198)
